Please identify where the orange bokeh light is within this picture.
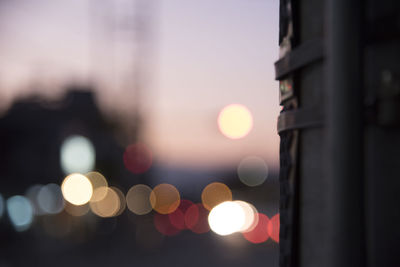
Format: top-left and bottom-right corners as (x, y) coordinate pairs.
(201, 182), (232, 211)
(150, 184), (180, 214)
(218, 104), (253, 139)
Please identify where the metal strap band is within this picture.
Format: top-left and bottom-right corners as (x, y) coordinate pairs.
(278, 107), (324, 133)
(275, 38), (324, 80)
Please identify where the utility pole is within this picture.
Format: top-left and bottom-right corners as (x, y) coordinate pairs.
(276, 0), (400, 266)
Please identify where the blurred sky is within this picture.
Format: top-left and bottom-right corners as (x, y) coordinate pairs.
(0, 0), (280, 169)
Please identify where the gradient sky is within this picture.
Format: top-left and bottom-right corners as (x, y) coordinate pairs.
(0, 0), (280, 169)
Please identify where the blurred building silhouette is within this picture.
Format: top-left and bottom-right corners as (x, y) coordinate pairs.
(0, 86), (137, 195)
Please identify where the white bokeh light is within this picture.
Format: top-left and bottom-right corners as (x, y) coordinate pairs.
(60, 135), (95, 175)
(208, 201), (245, 236)
(237, 156), (269, 187)
(234, 201), (259, 233)
(61, 173), (93, 206)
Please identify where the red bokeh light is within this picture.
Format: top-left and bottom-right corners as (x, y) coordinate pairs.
(185, 203), (210, 234)
(154, 212), (181, 236)
(242, 213), (270, 244)
(168, 199), (194, 230)
(267, 213), (280, 243)
(123, 143), (152, 174)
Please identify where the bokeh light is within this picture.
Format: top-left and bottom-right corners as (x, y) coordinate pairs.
(60, 135), (95, 174)
(218, 104), (253, 139)
(234, 201), (259, 233)
(154, 213), (181, 236)
(242, 213), (270, 244)
(6, 195), (34, 232)
(85, 172), (108, 202)
(110, 186), (126, 216)
(26, 184), (45, 215)
(61, 173), (93, 206)
(185, 203), (210, 234)
(201, 182), (232, 211)
(89, 187), (120, 217)
(64, 202), (90, 217)
(123, 143), (153, 174)
(0, 193), (4, 218)
(268, 213), (280, 243)
(168, 199), (193, 230)
(237, 156), (269, 187)
(150, 184), (180, 214)
(208, 201), (245, 236)
(37, 183), (65, 214)
(126, 184), (153, 215)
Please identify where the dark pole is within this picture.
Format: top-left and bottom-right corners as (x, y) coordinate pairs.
(325, 0), (365, 266)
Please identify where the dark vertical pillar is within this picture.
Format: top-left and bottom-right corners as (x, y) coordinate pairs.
(325, 0), (365, 266)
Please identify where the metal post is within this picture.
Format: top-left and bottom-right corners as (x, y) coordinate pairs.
(325, 0), (365, 266)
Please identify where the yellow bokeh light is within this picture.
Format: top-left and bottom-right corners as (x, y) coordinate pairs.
(201, 182), (232, 211)
(218, 104), (253, 139)
(61, 173), (93, 206)
(208, 201), (245, 236)
(89, 187), (120, 217)
(85, 172), (108, 202)
(150, 184), (180, 214)
(126, 184), (153, 215)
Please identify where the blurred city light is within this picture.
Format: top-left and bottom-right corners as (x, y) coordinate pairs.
(86, 172), (108, 202)
(110, 186), (126, 216)
(25, 184), (45, 215)
(123, 143), (153, 174)
(6, 195), (34, 232)
(89, 187), (120, 217)
(208, 201), (245, 236)
(218, 104), (253, 139)
(150, 184), (180, 214)
(168, 199), (193, 230)
(201, 182), (232, 211)
(237, 156), (269, 187)
(234, 201), (259, 233)
(154, 213), (181, 236)
(242, 213), (270, 244)
(185, 203), (210, 234)
(64, 202), (90, 217)
(37, 183), (65, 215)
(126, 184), (153, 215)
(60, 135), (95, 174)
(61, 173), (93, 206)
(268, 213), (280, 243)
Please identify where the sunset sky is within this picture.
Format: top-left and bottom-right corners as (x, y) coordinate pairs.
(0, 0), (280, 169)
